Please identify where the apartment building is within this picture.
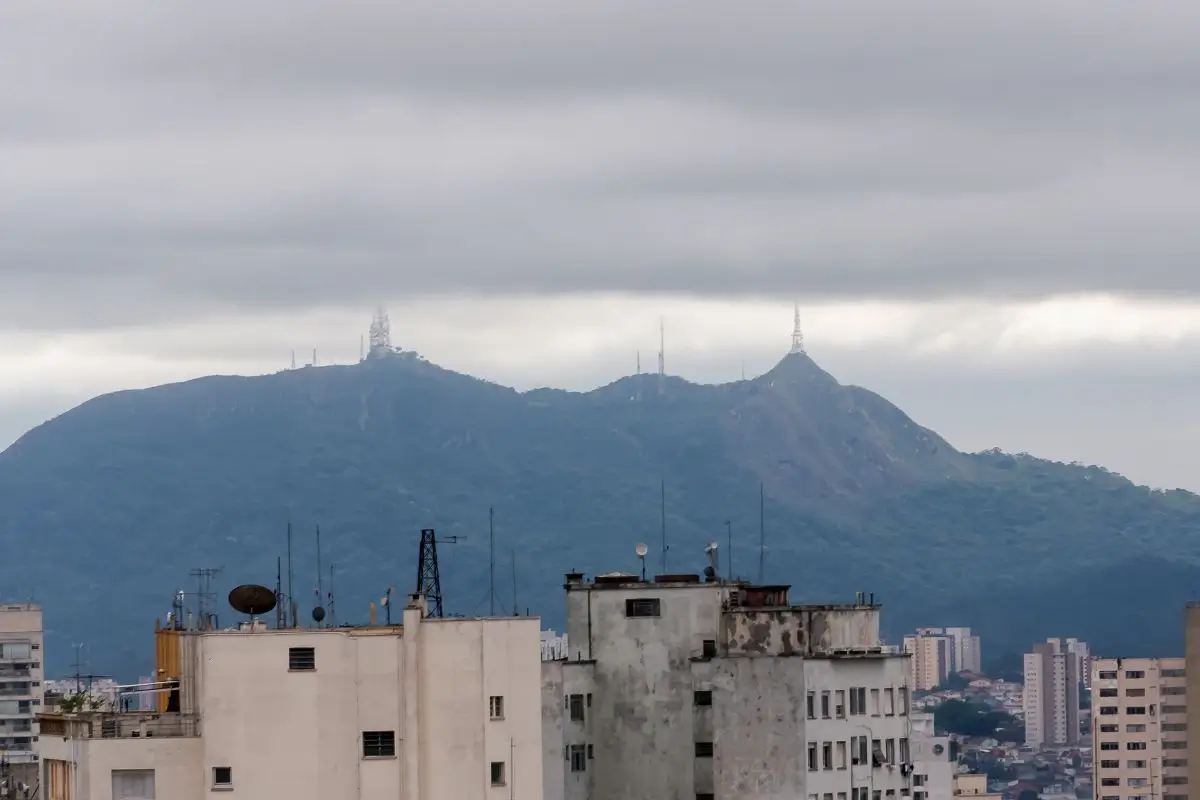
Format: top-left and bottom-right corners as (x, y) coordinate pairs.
(0, 603), (44, 766)
(904, 630), (953, 690)
(39, 593), (543, 800)
(1023, 638), (1081, 747)
(953, 774), (1001, 800)
(1092, 657), (1188, 800)
(542, 570), (913, 800)
(943, 628), (982, 675)
(909, 712), (953, 800)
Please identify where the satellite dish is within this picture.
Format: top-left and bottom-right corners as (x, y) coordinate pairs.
(312, 606), (326, 623)
(228, 584), (277, 616)
(706, 541), (719, 551)
(635, 543), (649, 558)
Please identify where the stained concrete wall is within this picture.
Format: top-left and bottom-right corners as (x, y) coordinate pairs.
(725, 606), (880, 657)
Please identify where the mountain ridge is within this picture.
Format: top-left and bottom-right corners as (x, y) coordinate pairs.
(2, 350), (1198, 676)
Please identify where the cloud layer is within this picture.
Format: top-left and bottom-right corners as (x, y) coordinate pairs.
(4, 2), (1200, 331)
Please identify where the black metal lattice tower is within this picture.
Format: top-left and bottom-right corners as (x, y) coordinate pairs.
(416, 528), (445, 618)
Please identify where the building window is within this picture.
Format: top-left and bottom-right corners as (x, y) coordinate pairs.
(695, 741), (714, 758)
(821, 691), (831, 718)
(212, 767), (233, 789)
(1128, 760), (1147, 769)
(490, 762), (506, 786)
(1163, 705), (1187, 714)
(822, 742), (833, 770)
(899, 737), (909, 763)
(568, 694), (586, 722)
(807, 691), (816, 719)
(1164, 723), (1188, 732)
(1099, 688), (1118, 697)
(1098, 670), (1118, 679)
(702, 639), (717, 657)
(836, 689), (846, 718)
(1164, 686), (1186, 695)
(1126, 670), (1145, 679)
(1101, 760), (1119, 769)
(569, 745), (587, 772)
(1127, 688), (1147, 697)
(1165, 741), (1188, 749)
(1100, 725), (1118, 733)
(1100, 742), (1119, 750)
(885, 738), (896, 764)
(870, 688), (880, 715)
(288, 647), (315, 671)
(1164, 758), (1188, 767)
(697, 795), (715, 800)
(112, 769), (155, 799)
(1099, 706), (1119, 715)
(808, 742), (819, 771)
(1163, 669), (1186, 678)
(1163, 778), (1189, 786)
(362, 731), (396, 758)
(1100, 779), (1120, 787)
(898, 687), (908, 715)
(1127, 742), (1147, 751)
(849, 687), (867, 715)
(884, 688), (895, 715)
(624, 598), (661, 617)
(489, 696), (504, 720)
(836, 740), (848, 769)
(1126, 724), (1146, 733)
(694, 690), (713, 706)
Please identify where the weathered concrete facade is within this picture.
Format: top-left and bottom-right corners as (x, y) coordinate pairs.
(543, 572), (912, 800)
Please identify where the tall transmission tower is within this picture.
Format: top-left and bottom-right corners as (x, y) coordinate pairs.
(415, 528), (463, 618)
(189, 567), (223, 630)
(367, 307), (393, 359)
(789, 303), (806, 355)
(657, 317), (665, 394)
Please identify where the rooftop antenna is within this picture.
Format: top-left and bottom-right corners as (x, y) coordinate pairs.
(660, 479), (668, 574)
(287, 522), (296, 628)
(416, 528), (463, 618)
(759, 481), (766, 584)
(704, 541), (719, 581)
(657, 317), (665, 394)
(275, 557), (285, 629)
(368, 307), (392, 358)
(511, 549), (518, 617)
(489, 508), (496, 615)
(328, 563), (336, 627)
(636, 543), (649, 581)
(189, 567), (223, 631)
(382, 586), (394, 625)
(725, 519), (733, 579)
(312, 525), (326, 627)
(790, 303), (805, 355)
(291, 350), (296, 370)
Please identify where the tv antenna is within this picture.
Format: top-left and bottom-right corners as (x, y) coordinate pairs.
(790, 303), (805, 355)
(312, 525), (325, 627)
(416, 528), (464, 618)
(635, 543), (649, 581)
(704, 541), (719, 581)
(725, 519), (733, 579)
(759, 482), (766, 584)
(381, 586), (394, 625)
(660, 479), (669, 574)
(189, 566), (223, 631)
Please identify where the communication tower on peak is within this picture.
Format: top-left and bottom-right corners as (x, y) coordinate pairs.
(366, 307), (395, 360)
(789, 303), (805, 355)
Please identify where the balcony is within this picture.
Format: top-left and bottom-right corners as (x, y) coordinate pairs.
(38, 711), (199, 739)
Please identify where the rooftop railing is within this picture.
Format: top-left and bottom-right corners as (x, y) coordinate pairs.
(38, 711), (199, 739)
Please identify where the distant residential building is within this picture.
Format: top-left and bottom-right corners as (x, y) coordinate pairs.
(1182, 603), (1200, 796)
(943, 627), (982, 674)
(1065, 638), (1091, 690)
(1023, 638), (1081, 747)
(0, 603), (44, 765)
(542, 571), (914, 800)
(541, 629), (568, 661)
(905, 630), (953, 690)
(1092, 656), (1187, 800)
(953, 773), (1001, 800)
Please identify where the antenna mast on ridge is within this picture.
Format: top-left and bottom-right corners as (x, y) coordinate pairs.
(657, 317), (665, 394)
(790, 303), (805, 355)
(367, 307), (393, 360)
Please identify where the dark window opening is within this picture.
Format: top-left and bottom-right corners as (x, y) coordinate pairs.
(363, 730), (396, 758)
(570, 745), (587, 772)
(625, 598), (661, 617)
(695, 741), (714, 758)
(212, 767), (232, 787)
(694, 690), (713, 706)
(702, 639), (717, 657)
(568, 694), (586, 722)
(289, 647), (316, 671)
(491, 762), (506, 786)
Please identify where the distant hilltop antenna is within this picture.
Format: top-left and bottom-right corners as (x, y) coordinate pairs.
(657, 317), (665, 394)
(367, 307), (394, 360)
(790, 303), (805, 355)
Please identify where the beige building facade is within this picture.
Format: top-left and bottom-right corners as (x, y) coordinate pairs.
(904, 631), (951, 691)
(39, 594), (543, 800)
(1023, 638), (1081, 747)
(0, 603), (44, 766)
(1092, 657), (1188, 800)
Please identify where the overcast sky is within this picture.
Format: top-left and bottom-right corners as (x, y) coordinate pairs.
(3, 2), (1200, 490)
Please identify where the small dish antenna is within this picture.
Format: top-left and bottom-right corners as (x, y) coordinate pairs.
(635, 543), (649, 580)
(704, 541), (719, 580)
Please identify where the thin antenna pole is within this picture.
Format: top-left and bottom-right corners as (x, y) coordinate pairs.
(276, 556), (284, 629)
(315, 525), (324, 628)
(489, 507), (496, 616)
(661, 479), (667, 574)
(726, 519), (733, 580)
(759, 482), (765, 584)
(329, 564), (336, 627)
(360, 334), (364, 362)
(287, 522), (295, 628)
(511, 550), (518, 617)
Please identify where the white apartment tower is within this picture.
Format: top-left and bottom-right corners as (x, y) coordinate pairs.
(0, 603), (44, 766)
(542, 571), (914, 800)
(1092, 657), (1188, 800)
(1023, 638), (1081, 747)
(39, 593), (543, 800)
(943, 627), (982, 675)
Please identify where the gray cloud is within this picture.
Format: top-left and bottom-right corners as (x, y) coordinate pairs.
(3, 2), (1200, 331)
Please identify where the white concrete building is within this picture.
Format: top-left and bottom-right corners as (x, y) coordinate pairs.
(0, 603), (44, 766)
(909, 712), (953, 800)
(904, 631), (952, 691)
(1023, 638), (1081, 747)
(39, 594), (543, 800)
(541, 630), (568, 661)
(942, 628), (982, 675)
(542, 571), (914, 800)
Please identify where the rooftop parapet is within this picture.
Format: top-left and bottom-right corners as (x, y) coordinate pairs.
(38, 711), (199, 740)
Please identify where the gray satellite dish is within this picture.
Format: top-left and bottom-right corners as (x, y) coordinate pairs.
(228, 584), (277, 616)
(312, 606), (326, 623)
